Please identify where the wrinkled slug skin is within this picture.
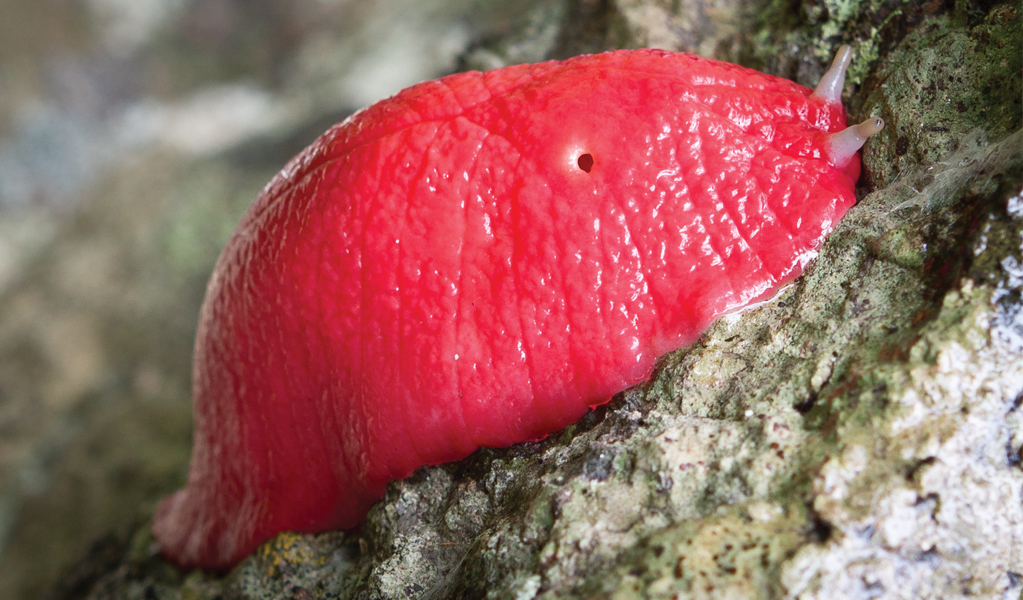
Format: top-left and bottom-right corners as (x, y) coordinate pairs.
(154, 49), (858, 570)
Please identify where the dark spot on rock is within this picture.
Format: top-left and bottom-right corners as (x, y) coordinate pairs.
(406, 583), (424, 595)
(809, 512), (834, 543)
(904, 456), (937, 481)
(674, 556), (685, 578)
(628, 565), (647, 576)
(794, 390), (818, 414)
(578, 403), (609, 431)
(583, 448), (615, 481)
(896, 137), (909, 155)
(653, 545), (665, 557)
(1008, 571), (1022, 588)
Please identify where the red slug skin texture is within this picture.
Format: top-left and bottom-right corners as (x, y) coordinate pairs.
(154, 49), (859, 570)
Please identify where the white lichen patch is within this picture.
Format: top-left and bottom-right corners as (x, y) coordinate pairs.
(744, 415), (807, 497)
(654, 418), (752, 514)
(781, 284), (1023, 600)
(607, 507), (806, 600)
(538, 476), (652, 583)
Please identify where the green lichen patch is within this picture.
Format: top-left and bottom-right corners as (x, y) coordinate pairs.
(581, 503), (814, 599)
(861, 6), (1022, 186)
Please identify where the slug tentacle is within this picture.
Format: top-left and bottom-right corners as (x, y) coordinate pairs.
(812, 45), (853, 106)
(828, 117), (885, 168)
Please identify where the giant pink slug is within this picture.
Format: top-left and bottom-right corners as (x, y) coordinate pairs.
(153, 47), (883, 571)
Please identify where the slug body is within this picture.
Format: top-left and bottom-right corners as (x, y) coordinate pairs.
(155, 48), (879, 571)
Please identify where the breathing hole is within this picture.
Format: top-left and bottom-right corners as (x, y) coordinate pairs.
(577, 153), (594, 173)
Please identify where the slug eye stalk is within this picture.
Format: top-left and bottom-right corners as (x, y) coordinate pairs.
(828, 117), (885, 167)
(812, 44), (853, 106)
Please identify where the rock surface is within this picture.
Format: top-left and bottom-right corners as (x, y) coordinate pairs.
(42, 0), (1023, 599)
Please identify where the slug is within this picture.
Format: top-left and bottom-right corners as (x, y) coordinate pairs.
(154, 46), (883, 571)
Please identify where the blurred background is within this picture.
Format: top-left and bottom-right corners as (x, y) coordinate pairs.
(0, 1), (550, 597)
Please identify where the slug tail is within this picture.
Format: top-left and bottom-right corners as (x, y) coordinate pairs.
(152, 490), (204, 570)
(152, 486), (237, 573)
